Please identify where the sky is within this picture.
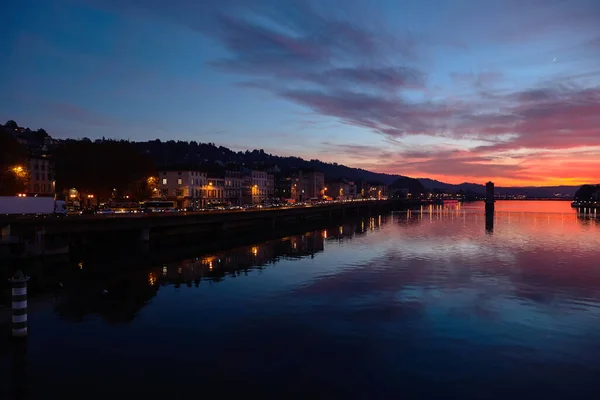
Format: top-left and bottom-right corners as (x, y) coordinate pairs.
(1, 0), (599, 186)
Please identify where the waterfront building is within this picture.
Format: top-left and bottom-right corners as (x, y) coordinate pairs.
(203, 175), (226, 207)
(325, 180), (351, 200)
(356, 180), (368, 198)
(267, 173), (275, 201)
(158, 168), (207, 209)
(348, 181), (357, 199)
(26, 153), (55, 197)
(243, 168), (268, 205)
(224, 169), (243, 206)
(274, 174), (292, 201)
(299, 169), (325, 200)
(366, 183), (388, 199)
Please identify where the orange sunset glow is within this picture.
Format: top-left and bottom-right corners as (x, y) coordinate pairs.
(3, 0), (600, 188)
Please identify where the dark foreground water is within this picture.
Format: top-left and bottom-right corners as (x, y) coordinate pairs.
(1, 201), (600, 399)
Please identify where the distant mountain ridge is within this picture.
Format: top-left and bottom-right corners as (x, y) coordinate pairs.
(418, 178), (580, 197)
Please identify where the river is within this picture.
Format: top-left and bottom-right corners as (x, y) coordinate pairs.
(1, 201), (599, 399)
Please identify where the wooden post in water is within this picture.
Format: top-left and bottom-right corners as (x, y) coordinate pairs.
(485, 181), (495, 213)
(9, 270), (30, 338)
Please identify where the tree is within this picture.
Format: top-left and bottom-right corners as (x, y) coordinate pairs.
(53, 140), (157, 200)
(0, 129), (29, 195)
(30, 128), (49, 142)
(128, 175), (159, 201)
(389, 177), (426, 195)
(574, 184), (600, 201)
(4, 120), (18, 129)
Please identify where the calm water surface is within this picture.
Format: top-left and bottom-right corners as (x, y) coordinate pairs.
(1, 201), (600, 399)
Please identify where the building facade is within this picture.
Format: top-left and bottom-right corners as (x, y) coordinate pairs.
(224, 170), (243, 206)
(325, 180), (351, 200)
(243, 169), (268, 205)
(27, 155), (55, 197)
(274, 174), (294, 201)
(366, 183), (388, 199)
(158, 169), (207, 209)
(158, 168), (246, 208)
(301, 169), (325, 200)
(267, 173), (275, 200)
(348, 181), (357, 199)
(203, 176), (226, 207)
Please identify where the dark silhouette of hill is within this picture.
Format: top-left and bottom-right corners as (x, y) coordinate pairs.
(389, 177), (426, 195)
(418, 178), (484, 193)
(574, 184), (600, 201)
(133, 140), (408, 185)
(419, 177), (580, 197)
(0, 120), (589, 196)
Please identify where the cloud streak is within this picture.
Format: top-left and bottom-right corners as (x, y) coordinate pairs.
(81, 0), (600, 185)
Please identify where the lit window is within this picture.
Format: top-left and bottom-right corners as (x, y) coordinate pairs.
(177, 178), (182, 185)
(162, 178), (167, 185)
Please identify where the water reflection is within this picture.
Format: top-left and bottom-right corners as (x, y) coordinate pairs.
(2, 201), (600, 399)
(485, 211), (494, 234)
(4, 217), (385, 324)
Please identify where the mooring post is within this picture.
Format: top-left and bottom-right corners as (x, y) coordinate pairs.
(9, 270), (30, 338)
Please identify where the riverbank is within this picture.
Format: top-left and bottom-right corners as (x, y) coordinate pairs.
(0, 211), (390, 309)
(1, 199), (415, 260)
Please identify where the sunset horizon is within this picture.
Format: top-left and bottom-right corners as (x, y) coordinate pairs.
(2, 0), (599, 187)
(1, 1), (600, 397)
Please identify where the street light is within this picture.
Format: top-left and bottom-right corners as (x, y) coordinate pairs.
(10, 165), (27, 180)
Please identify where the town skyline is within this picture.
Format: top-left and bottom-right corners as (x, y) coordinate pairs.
(2, 119), (594, 194)
(2, 0), (599, 187)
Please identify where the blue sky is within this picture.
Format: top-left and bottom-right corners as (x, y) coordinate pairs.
(1, 0), (599, 185)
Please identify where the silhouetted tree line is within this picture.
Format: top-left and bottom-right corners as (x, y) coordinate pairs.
(132, 139), (419, 185)
(0, 126), (29, 195)
(53, 139), (156, 199)
(2, 120), (158, 200)
(2, 120), (426, 198)
(574, 184), (600, 201)
(389, 176), (426, 195)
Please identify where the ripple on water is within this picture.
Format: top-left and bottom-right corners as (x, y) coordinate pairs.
(2, 202), (600, 398)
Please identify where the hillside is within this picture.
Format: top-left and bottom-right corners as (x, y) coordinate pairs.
(0, 120), (588, 196)
(133, 140), (406, 185)
(418, 178), (579, 197)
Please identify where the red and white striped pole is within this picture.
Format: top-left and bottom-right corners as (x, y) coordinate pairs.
(9, 270), (30, 338)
